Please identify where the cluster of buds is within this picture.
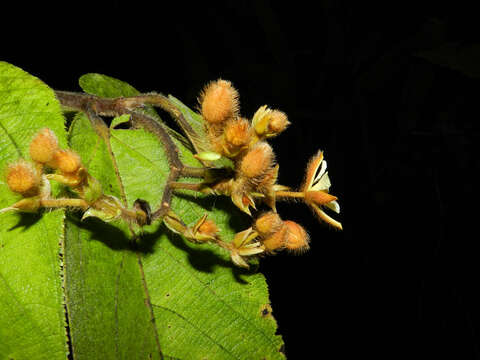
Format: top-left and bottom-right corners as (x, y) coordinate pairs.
(196, 79), (290, 214)
(253, 212), (310, 253)
(1, 128), (148, 226)
(168, 79), (342, 267)
(225, 211), (311, 268)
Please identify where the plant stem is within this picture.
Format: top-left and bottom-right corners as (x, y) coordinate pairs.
(40, 198), (89, 210)
(275, 190), (305, 199)
(55, 90), (185, 220)
(117, 94), (198, 144)
(169, 182), (204, 192)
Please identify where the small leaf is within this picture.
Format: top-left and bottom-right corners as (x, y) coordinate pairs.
(168, 94), (212, 154)
(79, 73), (139, 98)
(110, 114), (131, 129)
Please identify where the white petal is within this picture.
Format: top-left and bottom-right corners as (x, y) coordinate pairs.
(325, 200), (340, 213)
(314, 159), (327, 184)
(312, 171), (331, 191)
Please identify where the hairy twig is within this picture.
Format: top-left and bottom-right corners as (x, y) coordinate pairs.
(54, 90), (197, 220)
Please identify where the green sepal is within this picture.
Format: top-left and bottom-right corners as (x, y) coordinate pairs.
(83, 175), (103, 203)
(81, 206), (120, 222)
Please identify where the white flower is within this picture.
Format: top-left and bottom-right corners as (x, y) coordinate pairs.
(302, 151), (342, 230)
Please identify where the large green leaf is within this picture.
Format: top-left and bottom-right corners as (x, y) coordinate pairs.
(0, 62), (68, 359)
(70, 74), (285, 359)
(0, 65), (285, 359)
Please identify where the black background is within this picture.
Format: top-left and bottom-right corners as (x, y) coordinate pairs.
(3, 1), (480, 359)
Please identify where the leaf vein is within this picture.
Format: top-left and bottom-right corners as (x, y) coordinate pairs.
(110, 132), (161, 167)
(0, 119), (22, 157)
(152, 303), (240, 360)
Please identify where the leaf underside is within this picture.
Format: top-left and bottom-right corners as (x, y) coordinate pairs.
(0, 65), (285, 360)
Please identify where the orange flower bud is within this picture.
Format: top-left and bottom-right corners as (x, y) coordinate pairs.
(268, 110), (290, 134)
(29, 128), (59, 163)
(262, 224), (287, 252)
(224, 118), (252, 147)
(284, 220), (310, 253)
(6, 160), (40, 195)
(51, 149), (81, 174)
(254, 211), (283, 237)
(199, 79), (239, 124)
(198, 219), (219, 237)
(252, 106), (290, 138)
(239, 142), (274, 180)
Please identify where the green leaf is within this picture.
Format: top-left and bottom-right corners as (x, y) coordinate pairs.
(70, 74), (285, 359)
(110, 114), (131, 129)
(167, 94), (211, 154)
(79, 73), (140, 98)
(0, 66), (285, 359)
(0, 62), (68, 359)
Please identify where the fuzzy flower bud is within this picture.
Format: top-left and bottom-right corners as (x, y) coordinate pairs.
(254, 211), (283, 238)
(51, 149), (81, 174)
(223, 118), (252, 156)
(262, 224), (287, 253)
(29, 128), (59, 163)
(199, 79), (239, 124)
(6, 160), (40, 196)
(283, 220), (310, 253)
(268, 110), (290, 134)
(239, 142), (274, 180)
(252, 105), (290, 138)
(198, 219), (219, 238)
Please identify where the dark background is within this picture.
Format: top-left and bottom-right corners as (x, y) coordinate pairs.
(3, 1), (480, 358)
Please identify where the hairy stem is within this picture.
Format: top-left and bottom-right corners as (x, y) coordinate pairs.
(169, 182), (205, 192)
(55, 90), (187, 219)
(275, 190), (305, 199)
(41, 198), (89, 210)
(126, 110), (182, 168)
(117, 94), (197, 142)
